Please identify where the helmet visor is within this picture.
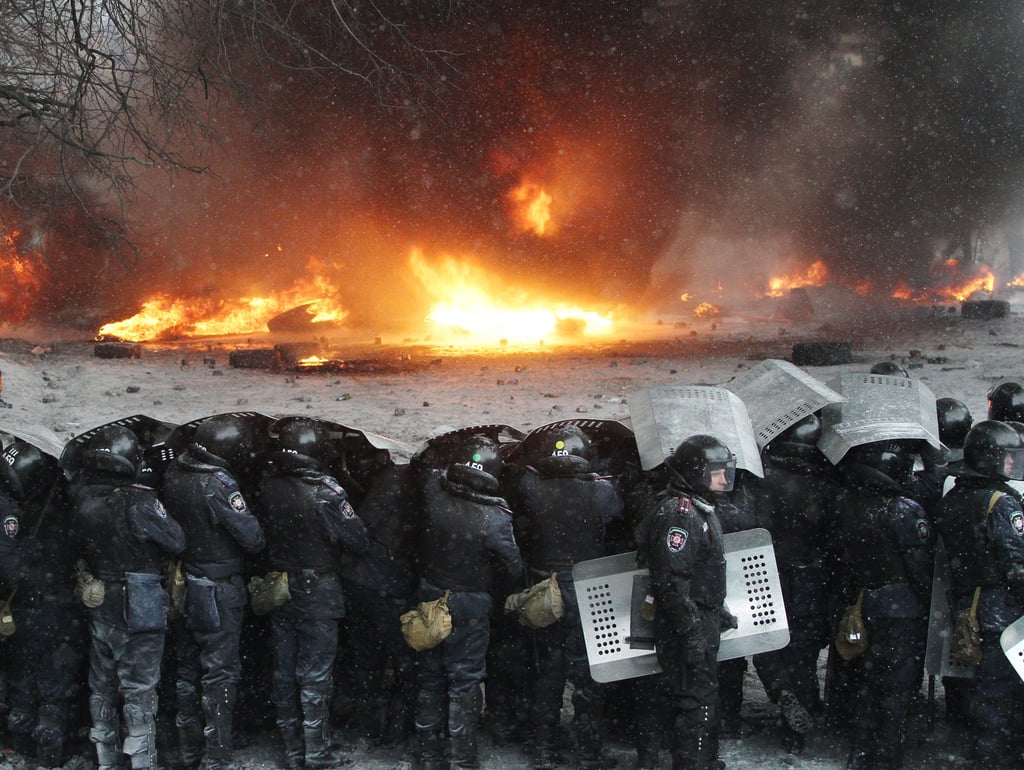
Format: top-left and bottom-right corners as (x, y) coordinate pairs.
(705, 459), (737, 492)
(1001, 447), (1024, 481)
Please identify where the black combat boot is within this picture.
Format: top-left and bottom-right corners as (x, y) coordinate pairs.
(449, 689), (482, 770)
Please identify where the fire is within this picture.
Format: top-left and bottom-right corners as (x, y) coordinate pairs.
(892, 264), (996, 303)
(298, 356), (329, 367)
(693, 302), (722, 318)
(759, 259), (829, 298)
(509, 180), (553, 236)
(409, 249), (613, 344)
(97, 259), (348, 341)
(0, 230), (45, 323)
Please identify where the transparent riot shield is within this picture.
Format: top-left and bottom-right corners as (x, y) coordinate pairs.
(722, 358), (845, 448)
(572, 528), (788, 683)
(628, 386), (763, 477)
(1000, 615), (1024, 684)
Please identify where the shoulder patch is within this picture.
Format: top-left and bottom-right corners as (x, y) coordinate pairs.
(228, 491), (247, 513)
(677, 496), (694, 516)
(340, 500), (357, 519)
(2, 516), (17, 538)
(915, 518), (930, 541)
(666, 526), (688, 553)
(1011, 511), (1024, 538)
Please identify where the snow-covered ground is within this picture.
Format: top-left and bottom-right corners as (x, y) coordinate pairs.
(0, 305), (1016, 769)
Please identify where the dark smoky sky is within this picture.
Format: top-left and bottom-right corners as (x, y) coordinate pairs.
(23, 0), (1024, 329)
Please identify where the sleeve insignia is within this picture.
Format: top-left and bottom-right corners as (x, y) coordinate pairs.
(340, 500), (357, 519)
(666, 526), (688, 553)
(915, 519), (930, 541)
(1011, 511), (1024, 537)
(2, 516), (18, 538)
(228, 491), (247, 512)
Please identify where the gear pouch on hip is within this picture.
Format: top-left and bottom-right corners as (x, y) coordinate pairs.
(124, 572), (167, 633)
(184, 574), (222, 633)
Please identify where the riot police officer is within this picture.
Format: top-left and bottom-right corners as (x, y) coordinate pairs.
(413, 435), (522, 770)
(751, 414), (834, 753)
(508, 424), (624, 770)
(68, 426), (185, 770)
(0, 439), (85, 767)
(254, 418), (368, 770)
(987, 380), (1024, 423)
(160, 416), (265, 770)
(831, 440), (933, 770)
(635, 434), (733, 770)
(936, 420), (1024, 766)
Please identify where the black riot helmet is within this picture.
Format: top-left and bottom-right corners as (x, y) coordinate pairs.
(846, 440), (919, 485)
(192, 415), (254, 472)
(275, 418), (326, 464)
(963, 420), (1024, 481)
(988, 380), (1024, 423)
(870, 361), (910, 378)
(80, 426), (142, 479)
(666, 434), (736, 494)
(778, 413), (822, 446)
(444, 435), (503, 494)
(541, 424), (592, 461)
(936, 397), (973, 450)
(0, 440), (56, 503)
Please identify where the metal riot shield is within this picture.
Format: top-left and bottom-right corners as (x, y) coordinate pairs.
(410, 424), (526, 472)
(818, 373), (944, 465)
(59, 414), (180, 485)
(628, 386), (763, 477)
(268, 416), (406, 506)
(508, 419), (640, 478)
(572, 528), (788, 683)
(924, 537), (975, 679)
(722, 359), (846, 448)
(1000, 615), (1024, 684)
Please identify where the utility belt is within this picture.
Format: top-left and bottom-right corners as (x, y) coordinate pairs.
(184, 560), (243, 581)
(95, 568), (160, 583)
(281, 568), (335, 593)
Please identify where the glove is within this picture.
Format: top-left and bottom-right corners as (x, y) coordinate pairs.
(719, 604), (739, 631)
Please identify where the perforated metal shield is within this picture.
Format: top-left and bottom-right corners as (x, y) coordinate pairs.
(818, 374), (943, 465)
(722, 359), (846, 448)
(572, 528), (788, 683)
(628, 387), (763, 477)
(924, 538), (975, 679)
(1000, 615), (1024, 684)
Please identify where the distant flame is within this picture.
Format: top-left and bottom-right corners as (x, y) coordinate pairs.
(892, 263), (995, 303)
(759, 259), (829, 298)
(409, 249), (613, 344)
(0, 230), (45, 323)
(693, 302), (722, 318)
(509, 180), (553, 236)
(97, 258), (348, 341)
(298, 356), (329, 367)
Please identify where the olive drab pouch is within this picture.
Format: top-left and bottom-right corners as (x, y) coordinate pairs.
(401, 590), (453, 652)
(184, 574), (222, 633)
(0, 593), (15, 637)
(166, 560), (186, 622)
(124, 572), (168, 633)
(74, 559), (105, 609)
(835, 589), (868, 661)
(952, 586), (983, 667)
(504, 572), (565, 630)
(248, 571), (290, 616)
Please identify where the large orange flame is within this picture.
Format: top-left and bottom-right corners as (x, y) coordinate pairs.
(0, 230), (45, 323)
(409, 249), (613, 344)
(509, 180), (553, 236)
(97, 258), (347, 341)
(892, 263), (996, 303)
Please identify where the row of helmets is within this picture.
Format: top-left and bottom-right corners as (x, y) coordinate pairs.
(0, 359), (944, 507)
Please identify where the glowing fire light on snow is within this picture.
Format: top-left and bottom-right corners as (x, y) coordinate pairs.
(97, 260), (347, 341)
(409, 249), (613, 344)
(509, 181), (553, 236)
(759, 259), (829, 298)
(0, 230), (45, 323)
